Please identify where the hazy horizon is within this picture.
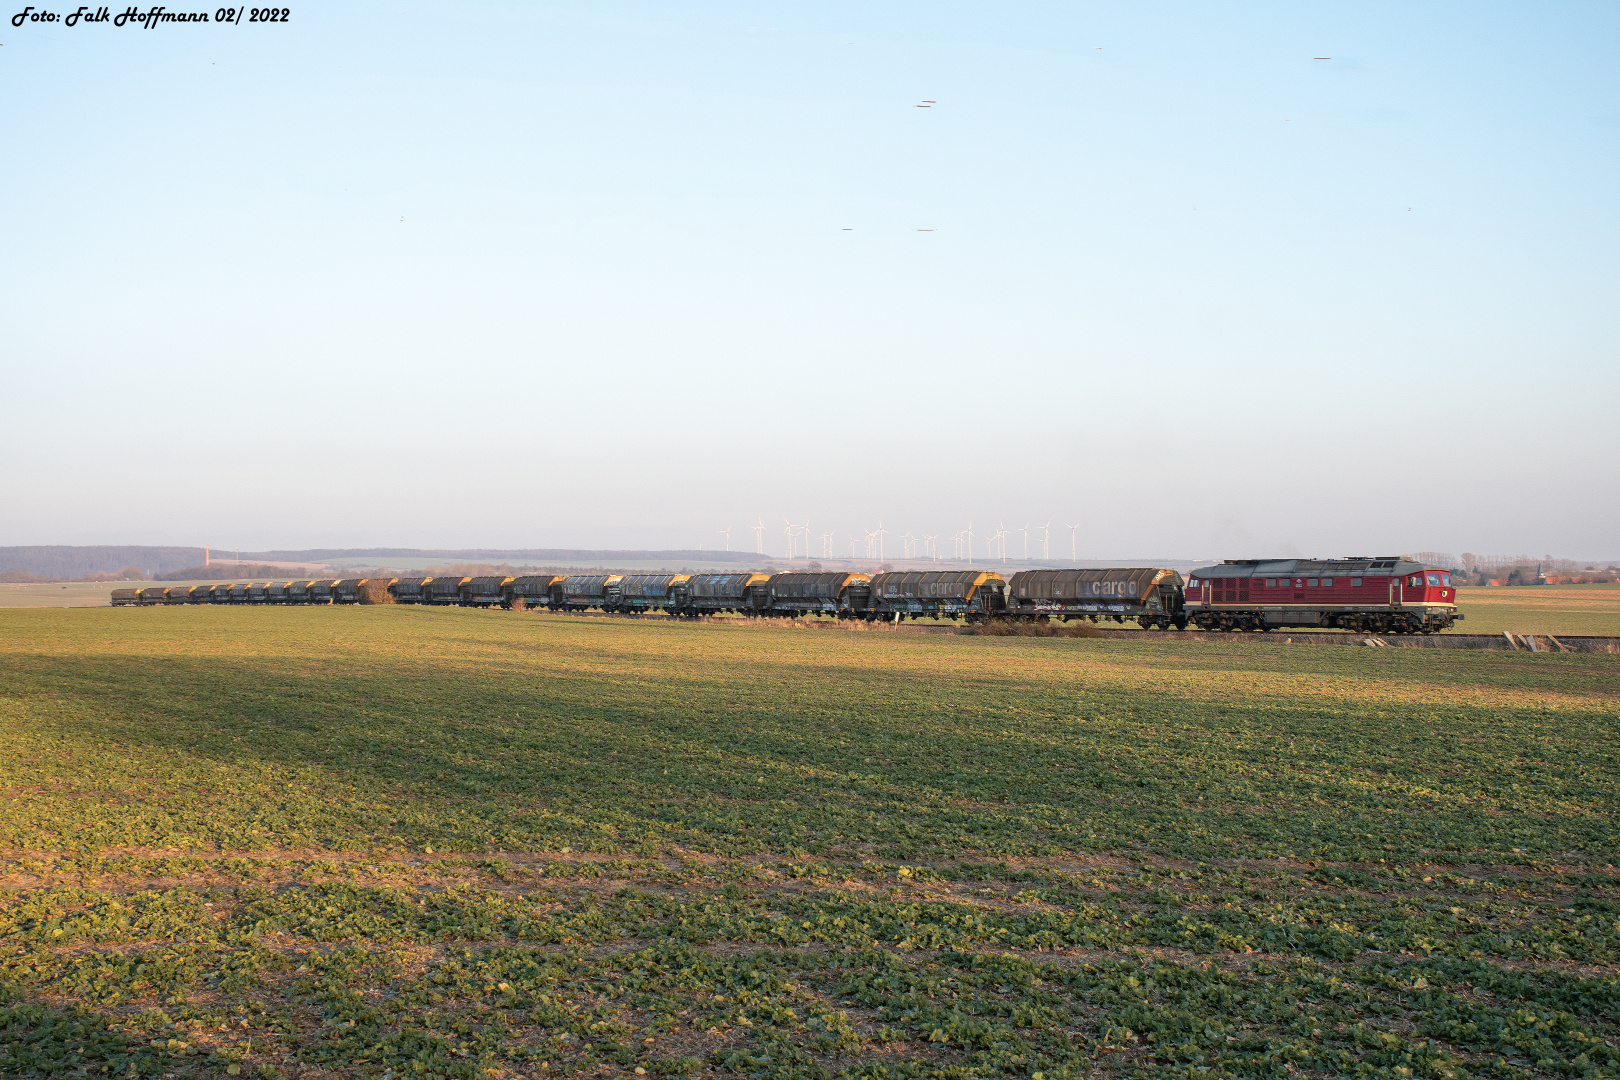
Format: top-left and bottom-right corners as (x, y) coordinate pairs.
(5, 2), (1616, 555)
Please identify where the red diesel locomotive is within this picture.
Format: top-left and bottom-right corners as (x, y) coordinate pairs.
(1185, 557), (1462, 634)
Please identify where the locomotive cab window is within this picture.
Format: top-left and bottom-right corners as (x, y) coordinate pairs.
(1426, 574), (1441, 586)
(1441, 573), (1451, 586)
(1409, 576), (1421, 587)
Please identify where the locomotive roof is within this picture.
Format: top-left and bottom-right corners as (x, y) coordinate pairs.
(1188, 557), (1438, 579)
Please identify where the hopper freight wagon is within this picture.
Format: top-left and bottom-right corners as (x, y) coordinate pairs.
(765, 572), (872, 617)
(164, 586), (194, 605)
(228, 583), (252, 603)
(1185, 558), (1462, 634)
(556, 575), (622, 612)
(265, 582), (289, 604)
(607, 574), (690, 614)
(504, 575), (565, 609)
(868, 570), (1007, 622)
(425, 576), (470, 606)
(673, 572), (771, 617)
(111, 588), (139, 607)
(187, 586), (214, 603)
(307, 580), (334, 604)
(137, 586), (169, 606)
(210, 584), (236, 604)
(460, 577), (513, 607)
(333, 579), (365, 604)
(389, 577), (428, 604)
(1005, 568), (1186, 629)
(285, 580), (310, 604)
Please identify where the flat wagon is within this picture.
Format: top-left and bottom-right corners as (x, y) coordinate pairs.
(1005, 568), (1186, 628)
(1185, 557), (1462, 633)
(868, 570), (1007, 621)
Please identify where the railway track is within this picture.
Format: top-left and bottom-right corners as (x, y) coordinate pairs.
(527, 610), (1620, 652)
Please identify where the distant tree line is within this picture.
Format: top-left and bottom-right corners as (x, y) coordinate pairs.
(1, 567), (148, 584)
(152, 564), (314, 581)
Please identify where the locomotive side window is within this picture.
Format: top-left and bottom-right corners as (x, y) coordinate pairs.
(1307, 578), (1318, 587)
(1409, 575), (1421, 587)
(1321, 578), (1333, 587)
(1265, 578), (1276, 587)
(1351, 577), (1362, 587)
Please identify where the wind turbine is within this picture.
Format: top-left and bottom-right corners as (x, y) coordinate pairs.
(925, 534), (938, 561)
(820, 531), (835, 559)
(1018, 522), (1030, 561)
(873, 522), (888, 562)
(1038, 521), (1051, 560)
(1065, 522), (1081, 563)
(718, 525), (733, 551)
(753, 518), (767, 554)
(847, 534), (861, 559)
(966, 521), (974, 565)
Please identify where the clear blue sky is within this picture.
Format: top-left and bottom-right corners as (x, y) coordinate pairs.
(4, 1), (1616, 560)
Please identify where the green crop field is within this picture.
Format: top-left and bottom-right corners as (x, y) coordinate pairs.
(1, 608), (1617, 1080)
(1452, 585), (1620, 637)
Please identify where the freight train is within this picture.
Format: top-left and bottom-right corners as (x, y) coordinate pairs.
(110, 555), (1462, 633)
